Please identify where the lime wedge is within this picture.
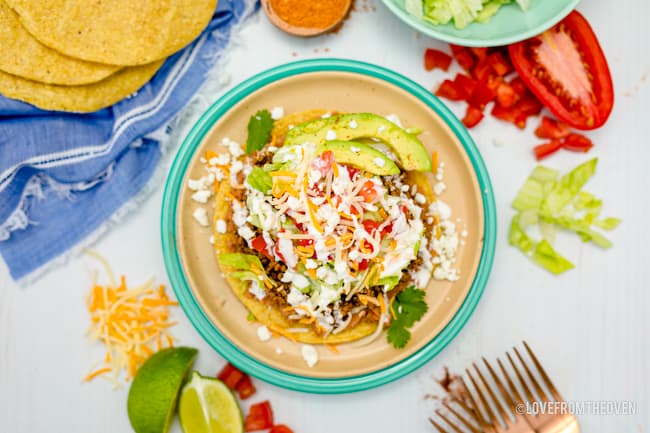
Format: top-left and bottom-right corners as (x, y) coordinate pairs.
(179, 371), (244, 433)
(127, 347), (198, 433)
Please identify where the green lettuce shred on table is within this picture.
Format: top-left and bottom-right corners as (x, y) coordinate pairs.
(405, 0), (531, 29)
(509, 158), (621, 275)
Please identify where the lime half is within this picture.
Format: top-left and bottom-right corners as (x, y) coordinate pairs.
(127, 347), (198, 433)
(179, 371), (244, 433)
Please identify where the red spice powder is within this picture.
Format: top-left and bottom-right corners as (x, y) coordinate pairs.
(269, 0), (350, 30)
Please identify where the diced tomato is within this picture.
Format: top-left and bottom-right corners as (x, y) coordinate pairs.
(346, 166), (360, 180)
(382, 222), (393, 237)
(435, 79), (465, 101)
(508, 76), (529, 98)
(472, 58), (493, 82)
(273, 243), (286, 263)
(562, 133), (594, 153)
(424, 48), (453, 71)
(217, 363), (245, 390)
(534, 140), (563, 160)
(453, 73), (478, 99)
(509, 11), (614, 129)
(469, 47), (488, 61)
(244, 401), (274, 432)
(534, 116), (571, 139)
(311, 150), (334, 175)
(517, 95), (543, 117)
(362, 219), (381, 234)
(269, 425), (294, 433)
(491, 104), (522, 127)
(358, 259), (370, 271)
(250, 235), (272, 260)
(488, 51), (514, 77)
(462, 106), (484, 128)
(449, 44), (475, 72)
(296, 238), (314, 247)
(468, 82), (496, 109)
(359, 180), (377, 202)
(495, 82), (518, 108)
(235, 375), (256, 400)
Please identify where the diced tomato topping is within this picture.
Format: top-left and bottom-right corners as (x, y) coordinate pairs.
(346, 166), (360, 180)
(424, 48), (453, 71)
(273, 243), (286, 263)
(534, 140), (563, 160)
(468, 82), (496, 109)
(362, 219), (381, 234)
(358, 259), (370, 271)
(311, 150), (334, 176)
(250, 235), (272, 260)
(296, 238), (314, 247)
(235, 375), (257, 400)
(244, 401), (274, 432)
(269, 425), (294, 433)
(449, 44), (475, 72)
(359, 180), (377, 202)
(462, 105), (484, 128)
(217, 363), (245, 390)
(495, 82), (518, 108)
(562, 133), (594, 153)
(488, 51), (514, 77)
(534, 116), (571, 139)
(453, 73), (478, 99)
(435, 79), (465, 101)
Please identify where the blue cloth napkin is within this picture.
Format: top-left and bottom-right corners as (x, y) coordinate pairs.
(0, 0), (255, 281)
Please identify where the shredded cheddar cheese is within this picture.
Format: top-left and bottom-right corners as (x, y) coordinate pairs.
(84, 253), (178, 386)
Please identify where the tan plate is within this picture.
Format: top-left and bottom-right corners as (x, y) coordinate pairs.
(163, 60), (496, 392)
(261, 0), (352, 37)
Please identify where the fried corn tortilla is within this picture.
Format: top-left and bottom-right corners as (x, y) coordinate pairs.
(0, 60), (163, 112)
(5, 0), (218, 66)
(211, 110), (435, 344)
(0, 0), (119, 85)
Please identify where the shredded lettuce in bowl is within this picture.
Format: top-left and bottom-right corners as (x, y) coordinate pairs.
(405, 0), (531, 29)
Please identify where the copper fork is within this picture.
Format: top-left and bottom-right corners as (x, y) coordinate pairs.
(429, 342), (579, 433)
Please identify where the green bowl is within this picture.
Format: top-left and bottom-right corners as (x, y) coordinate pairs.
(381, 0), (580, 47)
(161, 59), (497, 394)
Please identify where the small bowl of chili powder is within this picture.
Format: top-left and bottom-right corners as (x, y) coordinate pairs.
(261, 0), (352, 37)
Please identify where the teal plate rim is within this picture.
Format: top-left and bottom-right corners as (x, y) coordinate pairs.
(161, 58), (497, 394)
(380, 0), (580, 47)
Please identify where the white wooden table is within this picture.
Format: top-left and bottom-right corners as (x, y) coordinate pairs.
(1, 1), (648, 431)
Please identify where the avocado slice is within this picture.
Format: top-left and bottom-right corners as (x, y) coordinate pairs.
(285, 113), (432, 171)
(317, 140), (400, 176)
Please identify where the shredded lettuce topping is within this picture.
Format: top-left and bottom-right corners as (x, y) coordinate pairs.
(509, 158), (621, 274)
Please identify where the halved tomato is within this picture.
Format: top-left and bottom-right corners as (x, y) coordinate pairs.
(508, 11), (614, 130)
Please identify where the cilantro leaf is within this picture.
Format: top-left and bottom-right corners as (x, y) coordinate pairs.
(246, 109), (273, 154)
(387, 286), (428, 349)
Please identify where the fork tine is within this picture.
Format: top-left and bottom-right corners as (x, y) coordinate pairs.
(523, 341), (563, 401)
(473, 362), (511, 426)
(429, 417), (450, 433)
(443, 401), (482, 433)
(435, 410), (466, 433)
(459, 376), (494, 431)
(506, 351), (536, 403)
(514, 346), (549, 402)
(497, 357), (526, 405)
(482, 357), (517, 418)
(466, 367), (500, 428)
